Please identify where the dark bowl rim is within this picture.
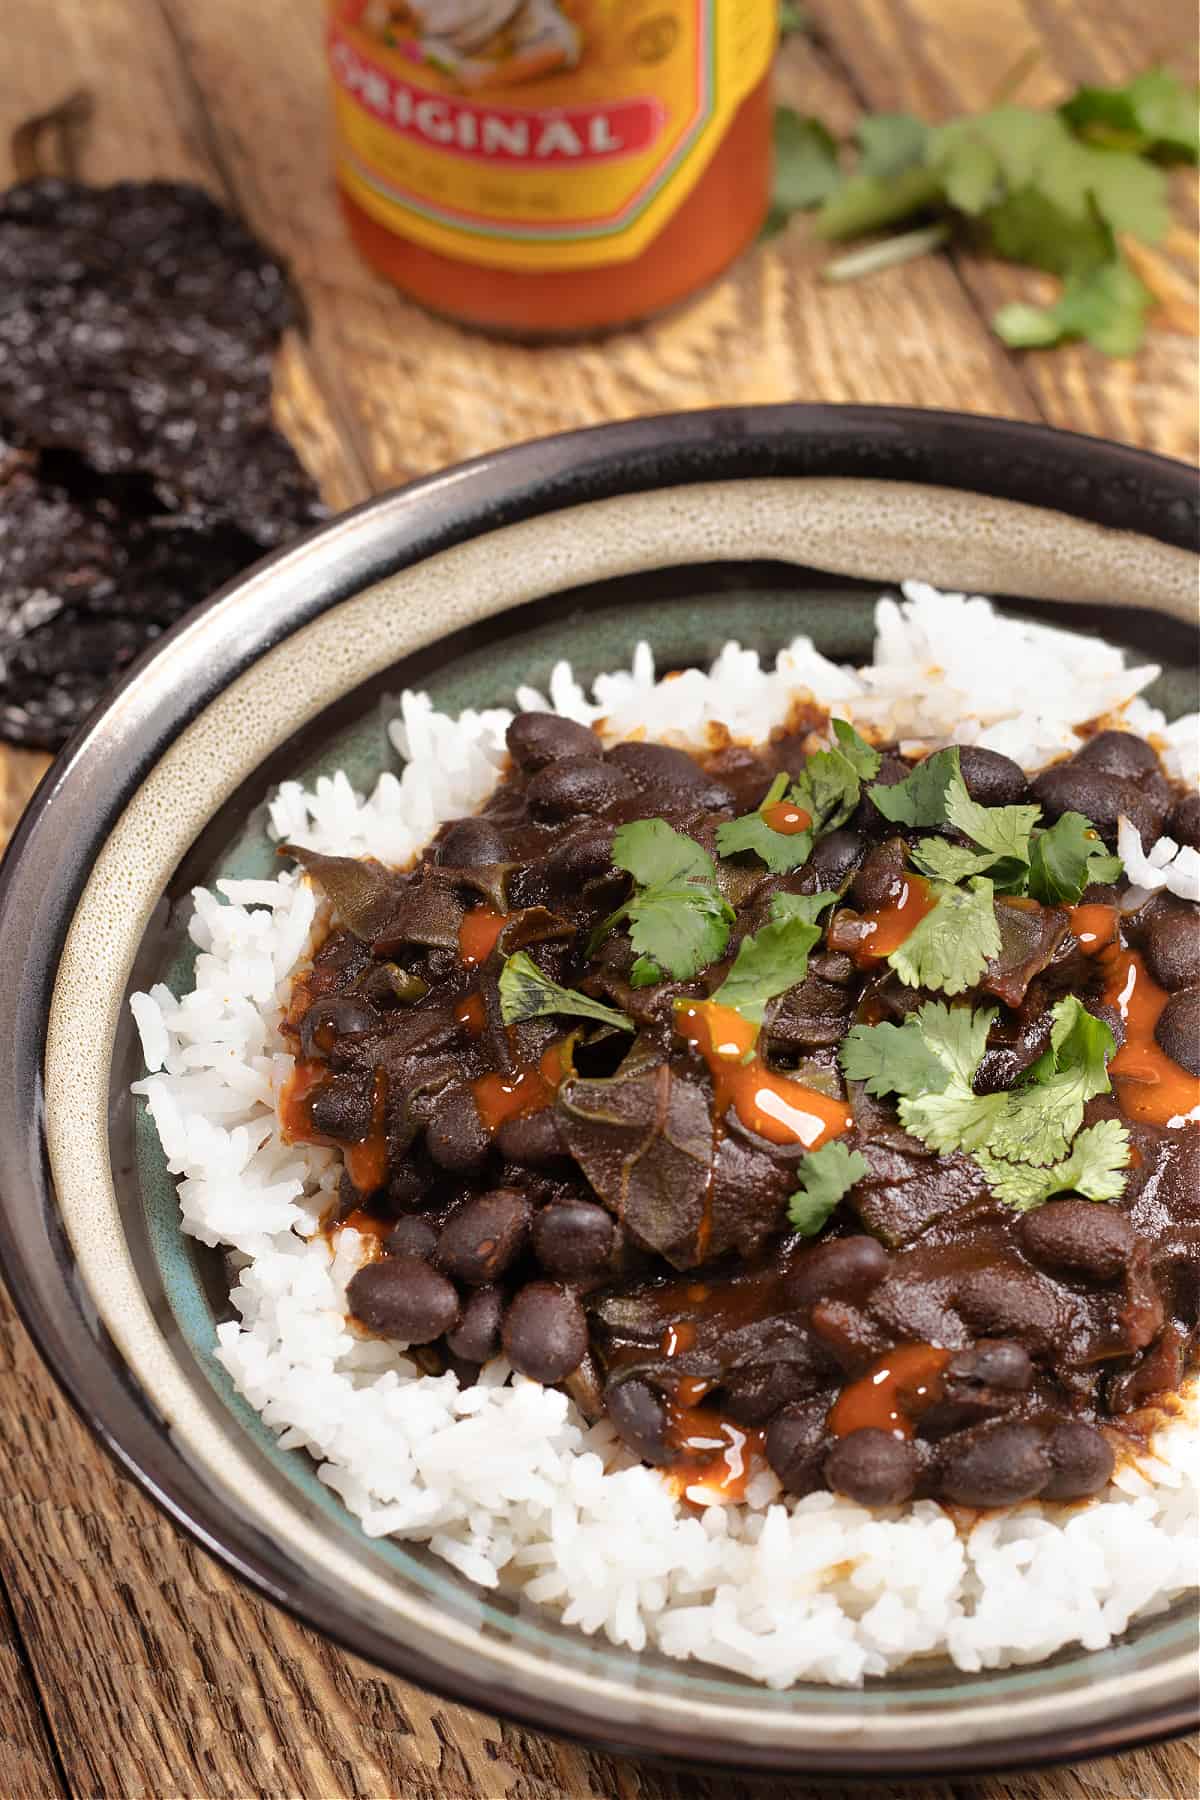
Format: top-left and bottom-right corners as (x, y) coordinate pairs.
(0, 403), (1197, 1777)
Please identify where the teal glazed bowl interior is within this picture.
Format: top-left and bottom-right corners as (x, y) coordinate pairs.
(0, 407), (1198, 1777)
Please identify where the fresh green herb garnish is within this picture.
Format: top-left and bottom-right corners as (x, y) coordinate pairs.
(888, 876), (1002, 996)
(589, 819), (735, 987)
(1026, 811), (1124, 904)
(873, 748), (1122, 905)
(717, 722), (880, 872)
(974, 1119), (1131, 1210)
(840, 995), (1128, 1206)
(765, 67), (1199, 356)
(765, 109), (840, 235)
(711, 891), (838, 1028)
(499, 951), (634, 1033)
(778, 0), (811, 38)
(867, 746), (955, 826)
(787, 1140), (869, 1233)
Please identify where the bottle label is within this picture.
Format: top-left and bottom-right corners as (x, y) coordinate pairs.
(327, 1), (775, 271)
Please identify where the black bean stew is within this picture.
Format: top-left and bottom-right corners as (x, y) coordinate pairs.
(278, 713), (1200, 1511)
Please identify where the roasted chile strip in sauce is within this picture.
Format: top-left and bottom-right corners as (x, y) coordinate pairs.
(279, 716), (1200, 1513)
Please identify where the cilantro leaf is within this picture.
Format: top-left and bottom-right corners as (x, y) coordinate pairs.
(768, 891), (841, 926)
(856, 112), (930, 180)
(839, 1009), (957, 1097)
(1061, 68), (1200, 164)
(613, 819), (716, 889)
(994, 259), (1155, 357)
(712, 891), (837, 1028)
(974, 1119), (1131, 1210)
(888, 876), (1001, 996)
(910, 837), (1012, 884)
(1026, 811), (1123, 904)
(591, 819), (734, 982)
(624, 884), (735, 986)
(716, 772), (813, 874)
(717, 726), (878, 872)
(787, 1141), (869, 1234)
(831, 719), (883, 779)
(499, 952), (634, 1032)
(868, 747), (960, 825)
(944, 782), (1039, 865)
(765, 108), (842, 235)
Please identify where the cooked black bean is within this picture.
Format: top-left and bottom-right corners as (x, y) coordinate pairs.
(1145, 906), (1200, 992)
(386, 1216), (439, 1260)
(347, 1256), (460, 1344)
(803, 828), (867, 892)
(850, 838), (907, 912)
(299, 995), (380, 1060)
(720, 1360), (819, 1426)
(955, 1264), (1066, 1353)
(1020, 1199), (1134, 1282)
(446, 1284), (505, 1363)
(940, 1420), (1052, 1507)
(1170, 791), (1200, 851)
(387, 1161), (425, 1212)
(956, 745), (1030, 806)
(531, 1200), (615, 1279)
(785, 1236), (889, 1309)
(765, 1399), (829, 1496)
(494, 1107), (568, 1167)
(1072, 730), (1162, 780)
(543, 823), (617, 893)
(1155, 986), (1200, 1076)
(502, 1281), (588, 1382)
(506, 711), (601, 773)
(526, 756), (637, 822)
(606, 740), (737, 810)
(425, 1088), (491, 1174)
(1039, 1420), (1114, 1501)
(436, 816), (508, 867)
(825, 1427), (917, 1506)
(944, 1340), (1033, 1393)
(438, 1189), (532, 1284)
(1031, 764), (1166, 847)
(308, 1069), (375, 1143)
(605, 1374), (671, 1463)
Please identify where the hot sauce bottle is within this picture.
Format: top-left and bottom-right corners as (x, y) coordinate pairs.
(326, 1), (776, 333)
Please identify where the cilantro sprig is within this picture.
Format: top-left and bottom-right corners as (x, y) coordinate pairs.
(840, 995), (1129, 1209)
(787, 1140), (868, 1234)
(768, 66), (1199, 356)
(589, 819), (735, 987)
(717, 721), (880, 873)
(710, 891), (838, 1028)
(499, 952), (634, 1033)
(870, 746), (1121, 904)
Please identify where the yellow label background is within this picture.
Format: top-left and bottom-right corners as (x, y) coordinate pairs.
(329, 0), (775, 270)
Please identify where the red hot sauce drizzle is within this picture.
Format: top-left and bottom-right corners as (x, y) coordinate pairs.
(279, 1061), (390, 1194)
(1099, 945), (1200, 1127)
(829, 1344), (952, 1440)
(847, 871), (938, 966)
(675, 1001), (853, 1149)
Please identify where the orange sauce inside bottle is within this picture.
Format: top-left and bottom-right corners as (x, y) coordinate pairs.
(848, 873), (937, 966)
(829, 1344), (951, 1440)
(675, 1001), (852, 1149)
(337, 76), (773, 335)
(1100, 946), (1200, 1127)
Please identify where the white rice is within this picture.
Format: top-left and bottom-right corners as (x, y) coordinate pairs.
(132, 582), (1200, 1687)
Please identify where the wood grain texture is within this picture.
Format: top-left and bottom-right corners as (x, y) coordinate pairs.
(0, 1), (1197, 1795)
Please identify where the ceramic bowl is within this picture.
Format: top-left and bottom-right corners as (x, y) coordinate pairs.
(0, 407), (1197, 1777)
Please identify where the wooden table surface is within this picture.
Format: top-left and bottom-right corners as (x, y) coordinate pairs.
(1, 3), (1198, 1796)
